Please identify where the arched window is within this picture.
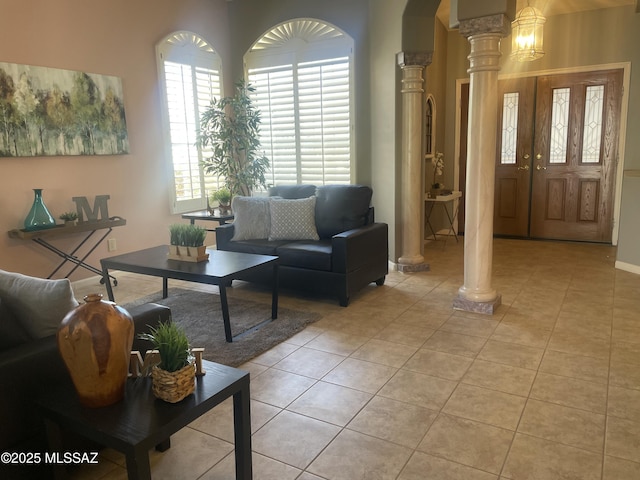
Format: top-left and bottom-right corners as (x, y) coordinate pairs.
(157, 31), (223, 213)
(245, 19), (354, 186)
(425, 94), (436, 158)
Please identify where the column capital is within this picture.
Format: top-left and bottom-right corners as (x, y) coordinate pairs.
(459, 13), (511, 38)
(396, 51), (433, 68)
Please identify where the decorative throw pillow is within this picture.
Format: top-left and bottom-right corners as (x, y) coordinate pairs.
(0, 269), (79, 340)
(231, 196), (271, 241)
(269, 196), (319, 241)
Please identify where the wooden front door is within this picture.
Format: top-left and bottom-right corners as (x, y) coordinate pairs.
(459, 68), (623, 243)
(530, 69), (623, 242)
(494, 77), (536, 237)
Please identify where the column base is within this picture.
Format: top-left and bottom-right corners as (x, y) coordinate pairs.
(453, 294), (502, 315)
(397, 262), (430, 273)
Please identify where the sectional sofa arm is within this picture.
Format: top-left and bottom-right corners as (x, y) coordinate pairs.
(215, 224), (235, 250)
(331, 222), (389, 274)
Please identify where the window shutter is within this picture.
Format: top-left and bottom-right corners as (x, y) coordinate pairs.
(158, 32), (222, 214)
(298, 58), (351, 184)
(248, 66), (297, 186)
(245, 20), (353, 188)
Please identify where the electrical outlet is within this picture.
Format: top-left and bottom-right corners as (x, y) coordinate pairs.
(107, 238), (117, 251)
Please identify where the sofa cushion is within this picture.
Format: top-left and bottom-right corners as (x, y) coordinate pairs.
(0, 269), (79, 340)
(224, 238), (288, 256)
(231, 196), (270, 241)
(269, 196), (320, 241)
(0, 298), (31, 351)
(315, 185), (373, 238)
(276, 240), (333, 271)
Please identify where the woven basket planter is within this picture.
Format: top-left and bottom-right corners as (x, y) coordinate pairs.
(151, 362), (196, 403)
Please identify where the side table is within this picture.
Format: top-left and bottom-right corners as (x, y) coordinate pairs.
(424, 191), (462, 244)
(38, 359), (252, 480)
(7, 217), (126, 284)
(182, 210), (234, 232)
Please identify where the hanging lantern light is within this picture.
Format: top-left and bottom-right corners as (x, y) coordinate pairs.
(511, 3), (546, 62)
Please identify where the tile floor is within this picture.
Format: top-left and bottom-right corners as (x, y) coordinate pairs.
(69, 238), (640, 480)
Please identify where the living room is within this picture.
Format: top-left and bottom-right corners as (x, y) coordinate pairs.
(2, 1), (640, 479)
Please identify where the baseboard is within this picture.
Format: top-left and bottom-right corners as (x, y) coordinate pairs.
(615, 260), (640, 275)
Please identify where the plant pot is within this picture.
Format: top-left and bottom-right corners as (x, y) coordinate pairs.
(168, 245), (179, 256)
(57, 294), (134, 408)
(218, 203), (230, 214)
(64, 220), (76, 227)
(178, 246), (189, 256)
(151, 362), (196, 403)
(187, 245), (206, 258)
(430, 188), (444, 198)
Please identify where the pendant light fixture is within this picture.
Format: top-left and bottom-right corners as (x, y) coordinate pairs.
(511, 1), (546, 61)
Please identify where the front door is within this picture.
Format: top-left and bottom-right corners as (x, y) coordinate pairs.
(460, 68), (623, 243)
(529, 69), (623, 242)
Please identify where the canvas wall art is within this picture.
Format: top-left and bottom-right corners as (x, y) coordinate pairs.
(0, 61), (129, 157)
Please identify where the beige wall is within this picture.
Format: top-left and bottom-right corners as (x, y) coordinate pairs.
(0, 0), (230, 278)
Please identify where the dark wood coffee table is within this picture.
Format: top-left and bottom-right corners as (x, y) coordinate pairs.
(39, 360), (251, 480)
(101, 246), (278, 342)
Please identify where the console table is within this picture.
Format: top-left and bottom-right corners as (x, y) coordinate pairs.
(7, 217), (126, 284)
(424, 191), (462, 244)
(38, 359), (252, 480)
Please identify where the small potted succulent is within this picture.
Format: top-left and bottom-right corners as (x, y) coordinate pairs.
(209, 187), (232, 214)
(59, 211), (78, 226)
(138, 321), (195, 403)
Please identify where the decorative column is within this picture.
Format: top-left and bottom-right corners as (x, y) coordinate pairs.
(453, 15), (510, 314)
(397, 52), (432, 273)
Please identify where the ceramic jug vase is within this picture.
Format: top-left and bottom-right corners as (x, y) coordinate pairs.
(57, 294), (134, 408)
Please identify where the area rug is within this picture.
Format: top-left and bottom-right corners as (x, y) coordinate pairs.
(124, 288), (322, 367)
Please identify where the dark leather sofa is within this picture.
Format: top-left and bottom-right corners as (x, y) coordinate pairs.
(0, 298), (171, 477)
(215, 184), (388, 306)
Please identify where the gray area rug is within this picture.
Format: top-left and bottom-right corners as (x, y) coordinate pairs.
(124, 288), (322, 367)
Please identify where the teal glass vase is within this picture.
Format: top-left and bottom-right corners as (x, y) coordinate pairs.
(24, 189), (57, 231)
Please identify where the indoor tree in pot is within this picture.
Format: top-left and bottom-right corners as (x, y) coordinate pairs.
(198, 80), (270, 199)
(138, 321), (195, 403)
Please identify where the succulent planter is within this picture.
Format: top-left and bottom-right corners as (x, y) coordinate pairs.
(167, 244), (209, 262)
(151, 361), (196, 403)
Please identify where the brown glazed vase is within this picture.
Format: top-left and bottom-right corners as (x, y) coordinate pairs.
(57, 293), (134, 408)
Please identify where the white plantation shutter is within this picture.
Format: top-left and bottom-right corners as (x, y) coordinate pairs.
(246, 19), (354, 187)
(249, 66), (297, 185)
(298, 58), (350, 184)
(158, 32), (223, 213)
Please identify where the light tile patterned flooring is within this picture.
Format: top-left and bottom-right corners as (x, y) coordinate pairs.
(70, 238), (640, 480)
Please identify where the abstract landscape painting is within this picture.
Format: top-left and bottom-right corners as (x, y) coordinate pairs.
(0, 61), (129, 157)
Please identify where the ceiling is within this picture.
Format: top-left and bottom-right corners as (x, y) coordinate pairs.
(436, 0), (638, 28)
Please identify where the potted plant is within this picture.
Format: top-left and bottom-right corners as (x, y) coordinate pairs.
(168, 223), (183, 255)
(183, 224), (207, 259)
(59, 211), (78, 226)
(430, 152), (445, 198)
(209, 187), (232, 213)
(198, 80), (270, 199)
(138, 321), (195, 403)
(168, 224), (208, 261)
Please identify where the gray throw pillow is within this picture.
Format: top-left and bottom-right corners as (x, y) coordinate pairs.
(231, 196), (271, 241)
(269, 196), (319, 241)
(0, 269), (79, 339)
